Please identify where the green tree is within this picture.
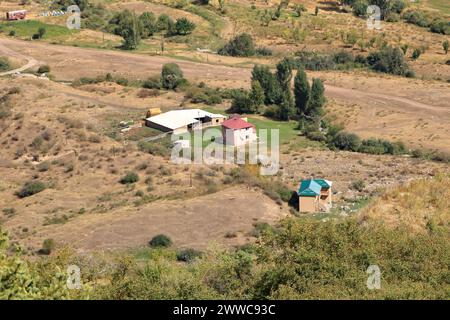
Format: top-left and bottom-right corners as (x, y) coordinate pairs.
(139, 12), (156, 38)
(229, 90), (256, 114)
(218, 33), (255, 57)
(161, 63), (185, 90)
(251, 65), (281, 105)
(307, 78), (325, 120)
(294, 67), (310, 125)
(249, 80), (265, 112)
(174, 17), (196, 35)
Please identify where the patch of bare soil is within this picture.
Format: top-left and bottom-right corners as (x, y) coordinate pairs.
(24, 186), (286, 252)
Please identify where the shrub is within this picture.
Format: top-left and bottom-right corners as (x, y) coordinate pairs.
(16, 181), (46, 198)
(0, 57), (11, 71)
(366, 46), (410, 76)
(218, 33), (255, 57)
(328, 132), (361, 151)
(352, 0), (368, 17)
(149, 234), (172, 247)
(120, 172), (139, 184)
(350, 179), (365, 192)
(39, 238), (55, 255)
(142, 76), (162, 89)
(174, 17), (196, 35)
(255, 47), (273, 56)
(161, 63), (185, 90)
(176, 248), (202, 262)
(37, 65), (50, 74)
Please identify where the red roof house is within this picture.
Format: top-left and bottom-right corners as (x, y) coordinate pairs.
(221, 116), (257, 146)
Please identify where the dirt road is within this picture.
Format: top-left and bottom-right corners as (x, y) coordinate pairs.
(1, 37), (449, 151)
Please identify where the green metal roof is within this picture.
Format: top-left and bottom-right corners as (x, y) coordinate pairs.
(298, 180), (322, 196)
(313, 179), (332, 189)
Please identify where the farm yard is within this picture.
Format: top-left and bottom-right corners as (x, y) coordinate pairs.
(0, 0), (449, 300)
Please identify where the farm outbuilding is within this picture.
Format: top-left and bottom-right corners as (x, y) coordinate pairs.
(145, 109), (225, 134)
(298, 179), (333, 213)
(221, 116), (257, 146)
(6, 10), (27, 20)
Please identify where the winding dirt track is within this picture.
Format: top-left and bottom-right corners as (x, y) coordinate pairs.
(1, 37), (449, 151)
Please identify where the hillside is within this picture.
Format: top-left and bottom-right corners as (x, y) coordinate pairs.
(0, 0), (449, 301)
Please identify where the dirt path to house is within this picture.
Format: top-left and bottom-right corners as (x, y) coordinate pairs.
(0, 40), (40, 76)
(1, 37), (449, 151)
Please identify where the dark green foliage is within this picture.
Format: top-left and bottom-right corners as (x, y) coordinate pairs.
(411, 48), (421, 60)
(139, 12), (156, 38)
(37, 65), (50, 74)
(176, 248), (203, 262)
(255, 47), (272, 56)
(294, 67), (310, 119)
(38, 238), (55, 255)
(352, 0), (368, 17)
(156, 14), (172, 31)
(218, 33), (255, 57)
(306, 78), (325, 120)
(251, 65), (281, 105)
(16, 181), (46, 198)
(185, 84), (223, 105)
(120, 172), (139, 184)
(366, 46), (410, 76)
(174, 18), (196, 35)
(109, 10), (142, 50)
(149, 234), (172, 248)
(0, 57), (10, 71)
(358, 138), (407, 155)
(328, 132), (361, 151)
(229, 90), (256, 114)
(142, 77), (162, 89)
(249, 80), (265, 111)
(161, 63), (185, 90)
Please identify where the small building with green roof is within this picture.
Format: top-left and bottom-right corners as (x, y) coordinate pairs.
(297, 179), (333, 213)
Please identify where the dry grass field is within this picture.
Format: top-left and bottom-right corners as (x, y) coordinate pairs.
(0, 0), (449, 257)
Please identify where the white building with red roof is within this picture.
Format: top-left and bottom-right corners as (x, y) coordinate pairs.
(221, 116), (257, 146)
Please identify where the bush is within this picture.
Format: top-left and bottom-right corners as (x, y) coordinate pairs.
(218, 33), (255, 57)
(350, 179), (365, 192)
(328, 132), (361, 151)
(37, 65), (50, 74)
(149, 234), (172, 247)
(161, 63), (185, 90)
(173, 17), (196, 35)
(16, 181), (46, 198)
(120, 172), (139, 184)
(367, 46), (410, 76)
(142, 77), (161, 89)
(0, 57), (11, 71)
(352, 0), (368, 17)
(176, 248), (202, 262)
(38, 238), (55, 255)
(255, 47), (273, 56)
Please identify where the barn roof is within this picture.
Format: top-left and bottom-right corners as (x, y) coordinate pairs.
(146, 109), (225, 131)
(222, 116), (254, 130)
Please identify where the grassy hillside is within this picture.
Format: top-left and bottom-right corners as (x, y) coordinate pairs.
(1, 174), (449, 299)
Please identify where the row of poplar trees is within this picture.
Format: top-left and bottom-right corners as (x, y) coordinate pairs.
(234, 58), (326, 129)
